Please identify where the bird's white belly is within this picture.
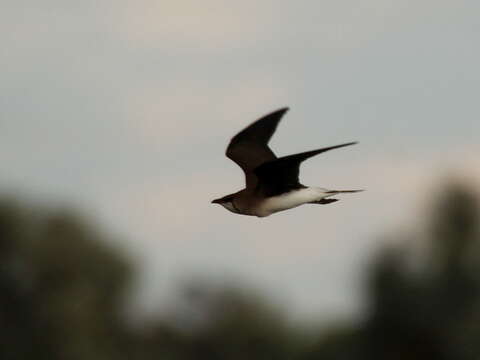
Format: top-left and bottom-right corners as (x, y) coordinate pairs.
(256, 187), (326, 217)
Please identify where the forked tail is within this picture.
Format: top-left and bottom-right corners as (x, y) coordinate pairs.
(325, 189), (364, 194)
(309, 189), (363, 205)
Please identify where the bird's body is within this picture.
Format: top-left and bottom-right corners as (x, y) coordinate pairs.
(212, 108), (362, 217)
(231, 187), (332, 217)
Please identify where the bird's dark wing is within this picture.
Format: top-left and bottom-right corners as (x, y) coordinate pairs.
(254, 142), (357, 197)
(226, 107), (289, 189)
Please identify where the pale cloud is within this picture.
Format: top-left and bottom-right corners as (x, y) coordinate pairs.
(125, 77), (291, 146)
(115, 0), (279, 51)
(112, 0), (418, 54)
(108, 0), (470, 58)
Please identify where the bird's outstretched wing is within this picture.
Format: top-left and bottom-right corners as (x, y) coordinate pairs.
(226, 107), (289, 189)
(254, 142), (357, 196)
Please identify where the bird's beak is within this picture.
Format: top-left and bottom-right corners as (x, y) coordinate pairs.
(211, 199), (220, 204)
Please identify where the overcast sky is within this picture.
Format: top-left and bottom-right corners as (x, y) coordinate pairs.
(2, 1), (480, 322)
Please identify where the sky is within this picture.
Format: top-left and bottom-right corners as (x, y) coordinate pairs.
(2, 0), (480, 322)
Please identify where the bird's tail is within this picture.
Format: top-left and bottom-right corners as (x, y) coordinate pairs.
(325, 189), (364, 194)
(309, 189), (363, 205)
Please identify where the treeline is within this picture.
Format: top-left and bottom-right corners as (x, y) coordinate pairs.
(0, 183), (479, 359)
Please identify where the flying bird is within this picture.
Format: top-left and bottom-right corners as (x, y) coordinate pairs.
(211, 107), (362, 217)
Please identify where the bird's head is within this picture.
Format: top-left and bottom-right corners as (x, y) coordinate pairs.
(211, 194), (240, 214)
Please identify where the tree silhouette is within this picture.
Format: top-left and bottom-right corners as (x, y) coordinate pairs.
(361, 184), (480, 360)
(0, 201), (132, 360)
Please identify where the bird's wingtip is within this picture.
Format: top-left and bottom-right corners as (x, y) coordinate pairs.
(336, 141), (358, 148)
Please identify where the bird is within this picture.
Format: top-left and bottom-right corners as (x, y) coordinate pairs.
(211, 107), (362, 217)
